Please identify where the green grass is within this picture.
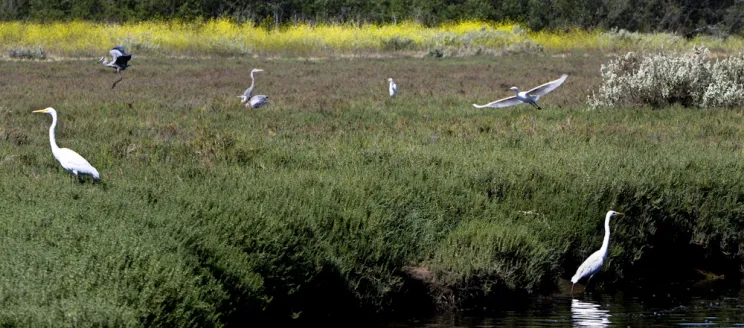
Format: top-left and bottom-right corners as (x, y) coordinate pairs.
(1, 54), (744, 326)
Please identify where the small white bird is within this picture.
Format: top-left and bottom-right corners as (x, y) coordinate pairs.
(388, 78), (398, 97)
(33, 107), (100, 182)
(238, 68), (269, 109)
(473, 74), (568, 110)
(571, 210), (624, 293)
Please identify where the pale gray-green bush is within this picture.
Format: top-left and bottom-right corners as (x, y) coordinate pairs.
(701, 54), (744, 107)
(588, 47), (744, 109)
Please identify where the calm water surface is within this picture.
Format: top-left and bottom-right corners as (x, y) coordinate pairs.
(385, 279), (744, 327)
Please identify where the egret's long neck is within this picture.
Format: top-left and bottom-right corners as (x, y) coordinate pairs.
(513, 88), (520, 96)
(48, 112), (60, 152)
(599, 214), (612, 252)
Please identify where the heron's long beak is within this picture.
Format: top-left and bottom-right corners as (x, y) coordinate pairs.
(616, 212), (625, 215)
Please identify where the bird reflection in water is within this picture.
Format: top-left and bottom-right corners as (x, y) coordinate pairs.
(572, 298), (610, 327)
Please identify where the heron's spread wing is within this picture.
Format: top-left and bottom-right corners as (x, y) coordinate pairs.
(472, 96), (523, 108)
(526, 74), (568, 97)
(115, 54), (131, 65)
(109, 49), (122, 60)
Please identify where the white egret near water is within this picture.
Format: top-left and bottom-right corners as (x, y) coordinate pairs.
(571, 210), (624, 294)
(98, 46), (132, 73)
(388, 78), (398, 97)
(473, 74), (568, 110)
(33, 107), (100, 182)
(238, 68), (269, 108)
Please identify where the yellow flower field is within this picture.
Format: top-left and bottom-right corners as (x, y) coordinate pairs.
(1, 18), (743, 58)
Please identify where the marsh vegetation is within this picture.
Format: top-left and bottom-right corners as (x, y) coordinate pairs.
(1, 50), (744, 326)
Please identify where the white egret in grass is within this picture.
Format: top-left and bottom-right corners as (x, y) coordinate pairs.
(388, 78), (398, 97)
(473, 74), (568, 110)
(33, 107), (100, 182)
(571, 210), (624, 294)
(238, 68), (269, 108)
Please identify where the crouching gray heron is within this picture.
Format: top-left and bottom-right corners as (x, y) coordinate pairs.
(238, 68), (269, 109)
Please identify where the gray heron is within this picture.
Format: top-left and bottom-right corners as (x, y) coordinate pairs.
(99, 46), (132, 73)
(238, 68), (269, 108)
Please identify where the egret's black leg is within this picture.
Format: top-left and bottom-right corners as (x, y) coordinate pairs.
(585, 273), (595, 290)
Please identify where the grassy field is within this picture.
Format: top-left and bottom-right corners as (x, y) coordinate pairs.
(1, 53), (744, 327)
(2, 19), (744, 59)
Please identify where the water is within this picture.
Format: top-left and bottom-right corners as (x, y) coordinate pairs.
(384, 279), (744, 327)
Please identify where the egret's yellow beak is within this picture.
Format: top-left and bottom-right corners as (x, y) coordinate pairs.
(616, 212), (625, 215)
(32, 108), (47, 113)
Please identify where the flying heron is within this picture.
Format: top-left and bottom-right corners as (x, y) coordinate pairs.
(99, 46), (132, 73)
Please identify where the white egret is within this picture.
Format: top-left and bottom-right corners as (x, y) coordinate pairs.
(99, 46), (132, 73)
(238, 68), (269, 108)
(571, 210), (624, 293)
(388, 78), (398, 97)
(473, 74), (568, 110)
(33, 107), (100, 182)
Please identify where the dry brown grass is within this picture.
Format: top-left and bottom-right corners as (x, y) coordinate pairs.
(0, 53), (605, 113)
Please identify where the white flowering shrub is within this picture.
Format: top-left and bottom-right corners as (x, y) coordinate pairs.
(588, 47), (744, 109)
(701, 55), (744, 107)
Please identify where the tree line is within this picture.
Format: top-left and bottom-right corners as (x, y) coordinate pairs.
(1, 0), (743, 35)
